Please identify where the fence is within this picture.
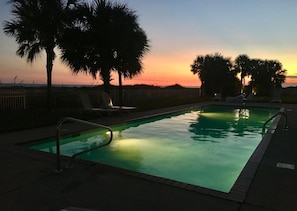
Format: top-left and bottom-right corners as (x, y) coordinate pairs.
(111, 88), (200, 105)
(0, 87), (201, 110)
(0, 90), (26, 110)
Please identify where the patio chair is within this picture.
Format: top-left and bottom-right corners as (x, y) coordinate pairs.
(79, 92), (109, 114)
(226, 94), (245, 102)
(245, 93), (255, 102)
(79, 92), (135, 116)
(100, 92), (136, 111)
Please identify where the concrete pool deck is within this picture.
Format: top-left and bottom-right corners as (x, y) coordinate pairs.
(1, 102), (297, 210)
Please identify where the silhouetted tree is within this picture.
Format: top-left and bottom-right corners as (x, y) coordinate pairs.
(191, 52), (287, 97)
(59, 0), (149, 96)
(190, 53), (239, 97)
(112, 4), (149, 104)
(249, 59), (286, 96)
(234, 54), (252, 93)
(3, 0), (80, 109)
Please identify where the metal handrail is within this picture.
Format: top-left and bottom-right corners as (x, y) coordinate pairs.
(68, 131), (113, 168)
(55, 117), (113, 173)
(262, 111), (288, 135)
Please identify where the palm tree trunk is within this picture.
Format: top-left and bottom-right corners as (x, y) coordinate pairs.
(46, 48), (54, 110)
(240, 74), (243, 94)
(118, 71), (123, 106)
(101, 68), (111, 94)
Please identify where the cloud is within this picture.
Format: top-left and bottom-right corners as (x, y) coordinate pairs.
(285, 75), (297, 79)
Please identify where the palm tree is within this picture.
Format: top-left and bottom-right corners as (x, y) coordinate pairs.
(268, 60), (286, 88)
(112, 5), (149, 105)
(234, 54), (251, 93)
(59, 0), (149, 97)
(3, 0), (79, 109)
(249, 59), (286, 96)
(191, 53), (238, 97)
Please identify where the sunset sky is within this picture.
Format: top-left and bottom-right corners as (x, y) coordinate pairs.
(0, 0), (297, 87)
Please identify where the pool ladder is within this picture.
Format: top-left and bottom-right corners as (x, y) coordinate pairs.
(55, 117), (113, 173)
(262, 111), (288, 135)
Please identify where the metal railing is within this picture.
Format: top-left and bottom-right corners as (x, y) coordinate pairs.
(262, 111), (288, 135)
(55, 117), (113, 172)
(0, 89), (26, 110)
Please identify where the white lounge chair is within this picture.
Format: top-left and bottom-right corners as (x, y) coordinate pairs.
(100, 92), (136, 111)
(79, 91), (136, 115)
(79, 92), (107, 115)
(245, 93), (255, 102)
(226, 94), (245, 102)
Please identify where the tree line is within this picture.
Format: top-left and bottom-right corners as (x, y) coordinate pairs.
(190, 53), (286, 97)
(3, 0), (149, 109)
(3, 0), (287, 109)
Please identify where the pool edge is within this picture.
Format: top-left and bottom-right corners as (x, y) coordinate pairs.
(226, 107), (285, 202)
(71, 105), (284, 203)
(18, 103), (283, 203)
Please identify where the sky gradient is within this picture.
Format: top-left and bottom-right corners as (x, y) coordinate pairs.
(1, 0), (297, 87)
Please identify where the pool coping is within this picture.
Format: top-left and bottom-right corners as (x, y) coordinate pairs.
(21, 102), (284, 203)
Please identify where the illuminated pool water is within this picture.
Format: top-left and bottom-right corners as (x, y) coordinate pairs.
(29, 105), (279, 193)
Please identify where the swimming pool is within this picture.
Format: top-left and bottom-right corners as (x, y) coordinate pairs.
(28, 105), (279, 196)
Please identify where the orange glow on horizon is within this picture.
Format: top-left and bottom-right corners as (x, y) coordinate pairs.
(285, 77), (297, 86)
(119, 52), (201, 87)
(1, 49), (296, 88)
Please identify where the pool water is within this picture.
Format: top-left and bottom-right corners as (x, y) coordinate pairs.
(29, 105), (279, 193)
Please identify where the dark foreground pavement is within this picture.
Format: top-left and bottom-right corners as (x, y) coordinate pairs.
(1, 103), (297, 210)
